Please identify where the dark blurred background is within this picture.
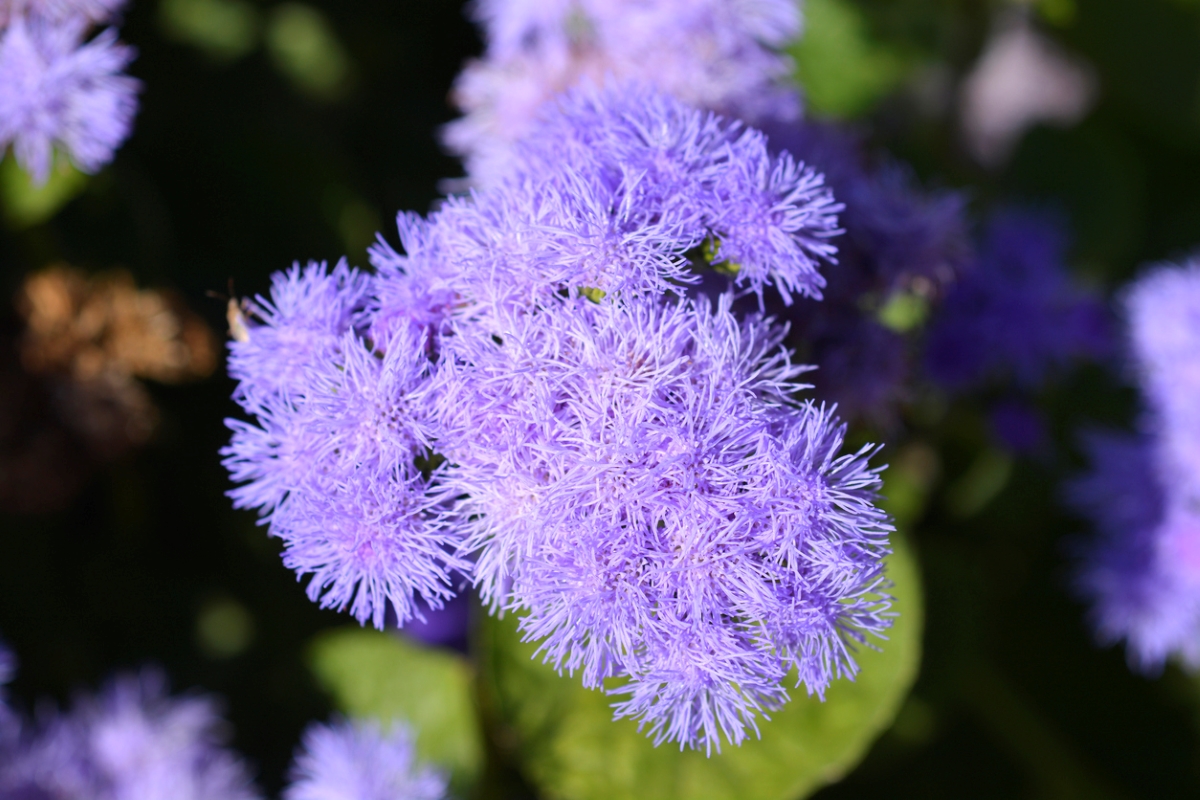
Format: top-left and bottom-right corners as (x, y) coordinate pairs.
(1, 0), (1199, 796)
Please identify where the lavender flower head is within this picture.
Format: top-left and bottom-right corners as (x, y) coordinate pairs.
(0, 669), (261, 800)
(225, 83), (893, 753)
(444, 0), (802, 184)
(1126, 262), (1200, 502)
(0, 0), (138, 184)
(1071, 260), (1200, 670)
(284, 720), (446, 800)
(925, 208), (1112, 392)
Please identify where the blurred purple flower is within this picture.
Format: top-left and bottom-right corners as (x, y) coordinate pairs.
(1069, 432), (1200, 670)
(284, 719), (446, 800)
(1126, 261), (1200, 503)
(1071, 260), (1200, 670)
(0, 8), (138, 184)
(445, 0), (802, 184)
(925, 208), (1113, 392)
(0, 669), (261, 800)
(0, 0), (126, 26)
(399, 592), (471, 652)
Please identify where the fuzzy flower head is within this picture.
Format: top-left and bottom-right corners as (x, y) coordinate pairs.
(0, 669), (261, 800)
(433, 294), (893, 752)
(0, 10), (138, 184)
(389, 83), (840, 313)
(223, 323), (469, 630)
(284, 719), (446, 800)
(445, 0), (802, 184)
(223, 83), (882, 753)
(1070, 432), (1200, 671)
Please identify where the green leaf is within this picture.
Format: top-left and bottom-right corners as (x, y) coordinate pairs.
(1, 151), (88, 229)
(790, 0), (909, 119)
(479, 533), (924, 800)
(309, 628), (485, 790)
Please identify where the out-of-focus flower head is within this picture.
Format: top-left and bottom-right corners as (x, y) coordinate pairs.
(445, 0), (802, 184)
(0, 0), (139, 184)
(284, 719), (446, 800)
(0, 669), (261, 800)
(225, 83), (892, 753)
(925, 208), (1112, 392)
(1071, 260), (1200, 671)
(1125, 262), (1200, 503)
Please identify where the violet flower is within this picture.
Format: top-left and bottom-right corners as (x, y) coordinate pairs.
(0, 669), (260, 800)
(1071, 260), (1200, 670)
(225, 83), (893, 752)
(284, 719), (446, 800)
(0, 0), (139, 184)
(444, 0), (802, 184)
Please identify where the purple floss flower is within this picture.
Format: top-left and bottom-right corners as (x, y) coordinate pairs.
(444, 0), (801, 184)
(438, 83), (841, 306)
(224, 326), (468, 630)
(0, 669), (260, 800)
(284, 719), (446, 800)
(227, 260), (373, 410)
(1068, 432), (1200, 670)
(1126, 260), (1200, 502)
(0, 1), (125, 26)
(0, 10), (138, 184)
(925, 208), (1113, 392)
(433, 293), (892, 752)
(1070, 260), (1200, 670)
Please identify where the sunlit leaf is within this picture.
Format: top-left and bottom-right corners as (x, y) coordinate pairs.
(479, 533), (923, 800)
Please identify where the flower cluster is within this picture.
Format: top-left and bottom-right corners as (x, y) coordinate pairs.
(0, 668), (260, 800)
(0, 642), (448, 800)
(444, 0), (802, 184)
(1071, 261), (1200, 669)
(0, 0), (138, 184)
(286, 719), (447, 800)
(224, 83), (894, 752)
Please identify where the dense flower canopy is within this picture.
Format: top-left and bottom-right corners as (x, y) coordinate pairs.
(224, 83), (895, 751)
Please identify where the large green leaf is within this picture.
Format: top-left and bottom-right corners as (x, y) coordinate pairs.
(309, 628), (485, 790)
(479, 533), (923, 800)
